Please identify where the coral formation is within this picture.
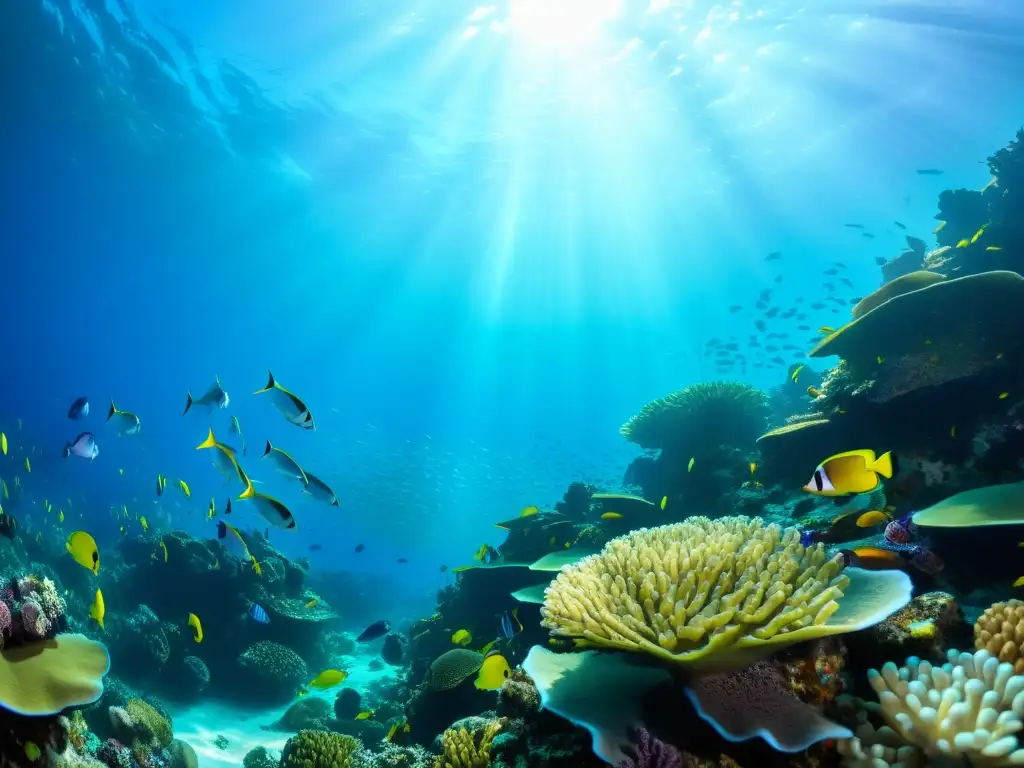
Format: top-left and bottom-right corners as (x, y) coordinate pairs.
(541, 516), (911, 668)
(335, 687), (362, 720)
(0, 633), (110, 715)
(433, 719), (504, 768)
(280, 730), (361, 768)
(976, 600), (1024, 674)
(616, 727), (682, 768)
(236, 640), (308, 702)
(864, 648), (1024, 764)
(428, 649), (485, 691)
(243, 745), (280, 768)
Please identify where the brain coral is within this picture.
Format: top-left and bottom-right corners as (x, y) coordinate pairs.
(280, 730), (361, 768)
(619, 382), (769, 452)
(541, 516), (912, 670)
(976, 600), (1024, 674)
(428, 649), (484, 691)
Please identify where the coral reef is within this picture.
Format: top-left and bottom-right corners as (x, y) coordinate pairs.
(616, 727), (683, 768)
(976, 599), (1024, 674)
(433, 719), (504, 768)
(280, 730), (361, 767)
(236, 640), (309, 703)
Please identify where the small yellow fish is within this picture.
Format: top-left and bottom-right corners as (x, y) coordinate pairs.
(951, 426), (957, 438)
(1, 479), (7, 500)
(1, 432), (6, 455)
(251, 556), (262, 576)
(924, 339), (932, 346)
(956, 238), (970, 248)
(58, 510), (64, 523)
(804, 449), (893, 497)
(997, 352), (1005, 360)
(24, 457), (30, 473)
(120, 525), (126, 537)
(140, 516), (149, 532)
(208, 499), (216, 520)
(309, 669), (347, 689)
(305, 599), (318, 609)
(90, 588), (105, 630)
(160, 540), (168, 562)
(1014, 576), (1024, 588)
(188, 612), (203, 642)
(749, 462), (757, 475)
(970, 225), (987, 243)
(790, 364), (805, 383)
(355, 711), (374, 721)
(66, 531), (100, 575)
(296, 688), (309, 698)
(520, 505), (539, 517)
(475, 653), (512, 690)
(687, 457), (695, 472)
(807, 386), (823, 398)
(660, 495), (667, 510)
(24, 742), (41, 761)
(986, 246), (1003, 251)
(211, 558), (220, 570)
(932, 220), (947, 233)
(480, 639), (499, 655)
(818, 326), (835, 335)
(876, 355), (885, 365)
(178, 479), (191, 498)
(982, 176), (999, 192)
(600, 512), (622, 520)
(999, 392), (1010, 400)
(855, 510), (890, 528)
(386, 723), (400, 742)
(452, 629), (473, 646)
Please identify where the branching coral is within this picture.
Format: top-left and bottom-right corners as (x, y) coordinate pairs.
(432, 720), (503, 768)
(541, 516), (912, 669)
(865, 649), (1024, 764)
(619, 382), (769, 452)
(280, 730), (361, 768)
(976, 600), (1024, 674)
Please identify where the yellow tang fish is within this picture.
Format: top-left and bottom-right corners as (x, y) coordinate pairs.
(355, 711), (374, 721)
(520, 505), (539, 517)
(178, 479), (191, 498)
(600, 512), (622, 520)
(452, 629), (472, 646)
(855, 510), (890, 528)
(140, 516), (149, 532)
(66, 531), (100, 575)
(309, 669), (347, 689)
(188, 613), (203, 642)
(804, 449), (894, 497)
(660, 496), (667, 510)
(999, 392), (1010, 400)
(160, 540), (169, 562)
(90, 588), (105, 631)
(956, 238), (970, 248)
(1, 432), (6, 455)
(58, 510), (64, 523)
(687, 457), (695, 472)
(305, 599), (318, 609)
(790, 364), (804, 383)
(970, 225), (986, 243)
(475, 653), (511, 690)
(24, 458), (30, 473)
(749, 462), (757, 475)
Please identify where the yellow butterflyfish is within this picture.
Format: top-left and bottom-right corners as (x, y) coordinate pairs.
(90, 588), (105, 631)
(750, 462), (758, 475)
(451, 629), (472, 646)
(66, 531), (100, 575)
(999, 392), (1010, 400)
(876, 355), (885, 365)
(309, 669), (347, 689)
(188, 613), (203, 642)
(520, 505), (539, 517)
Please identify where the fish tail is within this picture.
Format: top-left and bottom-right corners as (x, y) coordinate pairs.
(331, 497), (340, 507)
(871, 451), (894, 479)
(106, 400), (116, 422)
(183, 391), (193, 416)
(239, 480), (257, 500)
(262, 440), (273, 457)
(253, 369), (276, 395)
(196, 428), (218, 450)
(63, 444), (70, 459)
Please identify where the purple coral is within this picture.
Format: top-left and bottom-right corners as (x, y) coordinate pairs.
(617, 728), (682, 768)
(0, 600), (11, 647)
(18, 599), (50, 640)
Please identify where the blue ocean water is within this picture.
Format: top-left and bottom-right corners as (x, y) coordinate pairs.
(2, 0), (1023, 623)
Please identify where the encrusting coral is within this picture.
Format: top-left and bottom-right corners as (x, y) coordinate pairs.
(432, 719), (504, 768)
(619, 381), (769, 451)
(864, 648), (1024, 764)
(540, 515), (912, 669)
(976, 600), (1024, 674)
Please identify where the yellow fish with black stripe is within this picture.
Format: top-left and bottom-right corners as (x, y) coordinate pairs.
(804, 449), (894, 497)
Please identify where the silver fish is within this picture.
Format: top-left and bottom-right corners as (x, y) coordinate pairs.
(106, 400), (141, 436)
(261, 441), (308, 486)
(184, 377), (230, 415)
(230, 415), (246, 456)
(303, 471), (339, 507)
(64, 432), (99, 460)
(254, 370), (315, 430)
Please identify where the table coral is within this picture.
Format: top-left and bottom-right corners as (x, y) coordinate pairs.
(540, 516), (912, 669)
(0, 633), (110, 715)
(976, 600), (1024, 674)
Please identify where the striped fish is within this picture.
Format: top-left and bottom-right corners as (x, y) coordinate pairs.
(248, 603), (270, 624)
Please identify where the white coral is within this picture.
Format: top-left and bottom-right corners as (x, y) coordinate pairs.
(837, 720), (923, 767)
(867, 649), (1024, 765)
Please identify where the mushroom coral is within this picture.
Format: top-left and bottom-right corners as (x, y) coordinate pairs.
(524, 516), (913, 764)
(0, 633), (110, 716)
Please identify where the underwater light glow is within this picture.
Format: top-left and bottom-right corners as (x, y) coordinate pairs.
(507, 0), (622, 46)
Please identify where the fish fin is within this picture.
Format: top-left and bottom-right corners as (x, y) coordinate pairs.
(870, 451), (894, 479)
(239, 480), (256, 500)
(106, 400), (116, 422)
(183, 391), (193, 416)
(196, 428), (218, 450)
(63, 444), (70, 459)
(253, 370), (276, 395)
(263, 440), (273, 457)
(331, 497), (340, 506)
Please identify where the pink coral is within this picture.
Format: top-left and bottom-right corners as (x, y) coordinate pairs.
(18, 599), (51, 640)
(618, 728), (682, 768)
(0, 600), (10, 648)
